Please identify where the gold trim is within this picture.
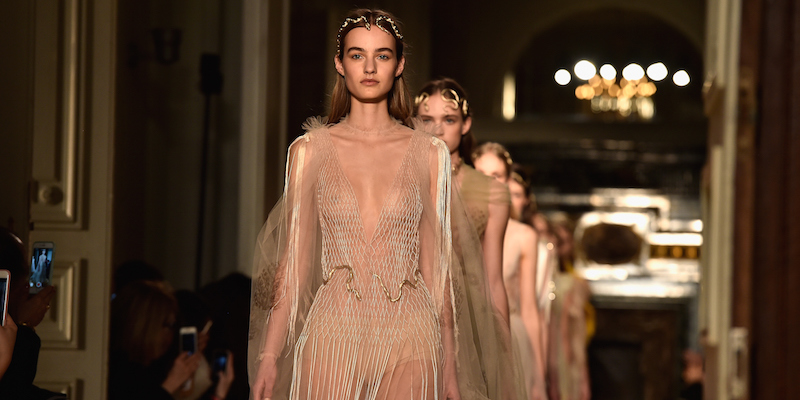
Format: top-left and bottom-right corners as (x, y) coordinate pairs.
(323, 265), (362, 301)
(373, 269), (422, 303)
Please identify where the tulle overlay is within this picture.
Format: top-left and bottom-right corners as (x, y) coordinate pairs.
(249, 118), (520, 400)
(458, 165), (510, 240)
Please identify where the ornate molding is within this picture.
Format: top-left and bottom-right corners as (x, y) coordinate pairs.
(35, 379), (80, 399)
(38, 259), (83, 349)
(29, 0), (86, 230)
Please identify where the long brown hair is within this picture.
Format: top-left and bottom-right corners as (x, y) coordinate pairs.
(415, 78), (476, 165)
(329, 9), (413, 126)
(111, 280), (178, 366)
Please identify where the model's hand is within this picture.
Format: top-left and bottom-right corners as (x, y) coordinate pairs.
(444, 383), (462, 400)
(443, 355), (461, 400)
(252, 353), (278, 400)
(17, 286), (56, 327)
(214, 351), (235, 399)
(0, 314), (18, 377)
(198, 330), (210, 354)
(531, 386), (548, 400)
(161, 351), (201, 393)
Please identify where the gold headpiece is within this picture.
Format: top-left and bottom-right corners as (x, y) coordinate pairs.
(336, 14), (404, 55)
(414, 89), (470, 118)
(374, 16), (403, 40)
(414, 93), (430, 111)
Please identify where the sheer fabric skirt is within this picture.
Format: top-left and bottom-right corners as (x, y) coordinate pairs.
(290, 278), (443, 400)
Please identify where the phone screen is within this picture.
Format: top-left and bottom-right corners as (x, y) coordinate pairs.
(0, 276), (7, 326)
(213, 350), (228, 373)
(29, 244), (54, 293)
(181, 332), (197, 355)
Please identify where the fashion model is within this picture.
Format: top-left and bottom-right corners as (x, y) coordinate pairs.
(474, 144), (547, 400)
(249, 9), (507, 400)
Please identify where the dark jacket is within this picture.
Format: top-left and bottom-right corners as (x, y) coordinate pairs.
(108, 353), (173, 400)
(0, 325), (66, 400)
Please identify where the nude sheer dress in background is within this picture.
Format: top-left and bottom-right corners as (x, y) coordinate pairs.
(248, 118), (517, 400)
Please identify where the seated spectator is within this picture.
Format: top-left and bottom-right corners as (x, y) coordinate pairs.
(109, 280), (202, 400)
(0, 227), (63, 399)
(200, 273), (251, 400)
(167, 290), (234, 400)
(113, 259), (164, 298)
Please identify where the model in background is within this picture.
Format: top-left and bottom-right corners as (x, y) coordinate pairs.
(415, 78), (511, 325)
(547, 215), (591, 400)
(416, 79), (527, 400)
(474, 144), (547, 400)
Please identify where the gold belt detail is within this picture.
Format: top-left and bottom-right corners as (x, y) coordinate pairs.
(373, 269), (422, 303)
(323, 265), (362, 301)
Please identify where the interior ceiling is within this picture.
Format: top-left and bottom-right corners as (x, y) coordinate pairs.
(480, 7), (706, 196)
(514, 8), (704, 123)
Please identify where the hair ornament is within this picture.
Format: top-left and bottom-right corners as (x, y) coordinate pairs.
(336, 16), (370, 54)
(441, 89), (470, 118)
(414, 92), (430, 111)
(336, 14), (404, 56)
(374, 15), (404, 40)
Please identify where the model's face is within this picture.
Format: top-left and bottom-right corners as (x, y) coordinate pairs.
(533, 214), (552, 239)
(334, 27), (404, 103)
(159, 314), (176, 357)
(508, 179), (528, 220)
(417, 91), (471, 154)
(474, 153), (509, 183)
(554, 225), (574, 258)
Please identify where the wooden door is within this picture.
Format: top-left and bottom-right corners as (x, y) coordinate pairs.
(24, 0), (117, 398)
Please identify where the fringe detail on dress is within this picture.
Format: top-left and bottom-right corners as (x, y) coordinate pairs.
(301, 116), (329, 133)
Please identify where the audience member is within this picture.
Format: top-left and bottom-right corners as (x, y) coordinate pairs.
(113, 259), (165, 296)
(0, 314), (16, 379)
(109, 280), (202, 400)
(200, 273), (251, 400)
(0, 228), (63, 399)
(168, 290), (234, 400)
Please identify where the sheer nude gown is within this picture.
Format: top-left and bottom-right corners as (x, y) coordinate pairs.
(548, 273), (591, 400)
(456, 166), (529, 400)
(457, 165), (509, 240)
(502, 220), (548, 400)
(249, 118), (508, 400)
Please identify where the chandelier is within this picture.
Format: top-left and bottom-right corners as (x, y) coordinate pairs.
(555, 60), (691, 120)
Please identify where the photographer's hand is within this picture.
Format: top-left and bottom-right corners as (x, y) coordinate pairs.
(0, 314), (18, 378)
(18, 286), (56, 328)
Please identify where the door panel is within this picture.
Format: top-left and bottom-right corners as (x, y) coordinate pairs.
(28, 0), (116, 399)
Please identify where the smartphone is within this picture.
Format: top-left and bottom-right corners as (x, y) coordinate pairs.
(179, 326), (198, 392)
(180, 326), (198, 355)
(0, 270), (9, 326)
(29, 242), (54, 294)
(212, 349), (228, 374)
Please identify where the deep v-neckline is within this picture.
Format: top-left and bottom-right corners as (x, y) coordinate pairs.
(327, 129), (415, 244)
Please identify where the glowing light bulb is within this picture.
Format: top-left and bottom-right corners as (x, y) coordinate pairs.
(574, 60), (596, 81)
(599, 64), (616, 80)
(646, 62), (668, 81)
(622, 63), (645, 81)
(673, 70), (690, 86)
(554, 69), (571, 85)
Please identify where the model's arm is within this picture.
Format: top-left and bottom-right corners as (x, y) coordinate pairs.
(519, 228), (547, 386)
(252, 137), (315, 400)
(483, 201), (510, 325)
